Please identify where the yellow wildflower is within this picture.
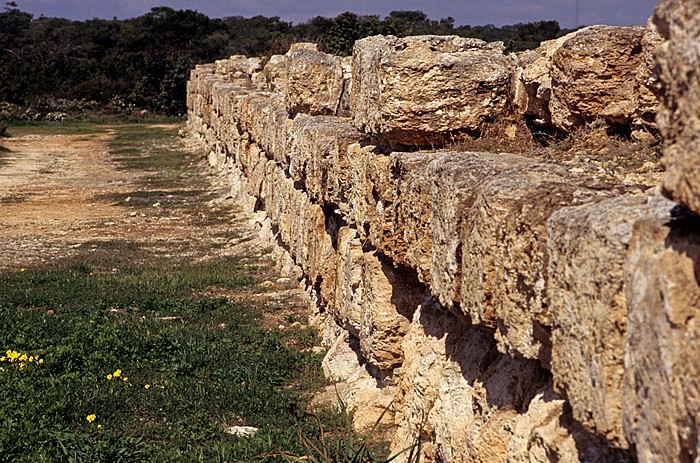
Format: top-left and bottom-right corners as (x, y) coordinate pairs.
(113, 369), (122, 378)
(106, 374), (113, 380)
(144, 384), (151, 389)
(86, 414), (97, 423)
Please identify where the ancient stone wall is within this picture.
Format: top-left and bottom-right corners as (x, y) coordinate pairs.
(187, 13), (700, 462)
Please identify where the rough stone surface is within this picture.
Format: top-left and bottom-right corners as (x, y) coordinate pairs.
(285, 49), (345, 115)
(359, 252), (422, 371)
(391, 298), (548, 463)
(459, 164), (572, 333)
(428, 152), (534, 312)
(490, 179), (620, 363)
(514, 25), (660, 134)
(623, 211), (700, 463)
(287, 115), (363, 213)
(321, 329), (396, 433)
(654, 0), (700, 215)
(549, 25), (647, 130)
(548, 195), (676, 448)
(507, 387), (633, 463)
(215, 55), (263, 78)
(352, 35), (514, 145)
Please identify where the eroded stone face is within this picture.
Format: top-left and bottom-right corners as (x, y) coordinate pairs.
(654, 0), (700, 215)
(351, 35), (514, 146)
(391, 299), (548, 463)
(285, 49), (345, 116)
(548, 195), (675, 449)
(623, 212), (700, 463)
(514, 25), (661, 135)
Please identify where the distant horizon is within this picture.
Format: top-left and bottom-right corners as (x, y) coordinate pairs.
(10, 0), (659, 30)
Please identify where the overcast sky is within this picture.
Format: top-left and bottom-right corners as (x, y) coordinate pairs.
(12, 0), (659, 29)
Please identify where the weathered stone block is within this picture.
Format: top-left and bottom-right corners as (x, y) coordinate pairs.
(549, 25), (647, 130)
(351, 35), (513, 145)
(287, 115), (363, 211)
(490, 180), (618, 362)
(429, 152), (537, 312)
(654, 0), (700, 215)
(331, 227), (364, 336)
(514, 25), (660, 134)
(459, 163), (573, 336)
(392, 298), (547, 463)
(285, 48), (344, 116)
(623, 210), (700, 463)
(359, 251), (421, 371)
(548, 195), (675, 449)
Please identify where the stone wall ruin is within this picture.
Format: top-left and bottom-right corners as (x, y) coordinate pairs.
(186, 5), (700, 461)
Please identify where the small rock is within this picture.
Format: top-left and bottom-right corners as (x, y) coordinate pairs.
(224, 426), (258, 438)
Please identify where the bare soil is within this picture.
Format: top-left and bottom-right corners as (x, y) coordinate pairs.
(0, 125), (272, 273)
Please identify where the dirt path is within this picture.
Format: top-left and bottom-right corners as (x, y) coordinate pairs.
(0, 125), (254, 268)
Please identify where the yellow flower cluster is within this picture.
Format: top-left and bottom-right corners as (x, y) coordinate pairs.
(86, 414), (102, 429)
(1, 349), (44, 370)
(106, 368), (129, 383)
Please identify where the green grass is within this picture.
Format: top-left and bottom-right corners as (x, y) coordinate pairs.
(0, 257), (326, 462)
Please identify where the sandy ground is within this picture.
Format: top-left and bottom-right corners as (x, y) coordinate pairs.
(0, 126), (248, 268)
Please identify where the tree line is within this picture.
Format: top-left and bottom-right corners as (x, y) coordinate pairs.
(0, 4), (569, 117)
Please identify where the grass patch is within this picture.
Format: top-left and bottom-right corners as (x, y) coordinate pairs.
(3, 121), (110, 137)
(0, 257), (327, 462)
(107, 124), (201, 191)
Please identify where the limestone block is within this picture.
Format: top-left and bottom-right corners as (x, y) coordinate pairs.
(390, 153), (439, 282)
(511, 35), (568, 126)
(632, 20), (664, 140)
(321, 330), (395, 434)
(654, 0), (700, 214)
(490, 178), (617, 362)
(351, 35), (514, 145)
(215, 55), (263, 78)
(623, 210), (700, 463)
(428, 152), (535, 311)
(515, 26), (658, 133)
(261, 94), (291, 166)
(547, 195), (675, 449)
(262, 54), (287, 93)
(287, 115), (363, 211)
(347, 143), (396, 245)
(459, 162), (572, 332)
(262, 44), (319, 95)
(359, 252), (422, 371)
(285, 48), (344, 116)
(549, 25), (647, 130)
(338, 56), (353, 117)
(391, 298), (547, 463)
(507, 387), (633, 463)
(332, 228), (364, 336)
